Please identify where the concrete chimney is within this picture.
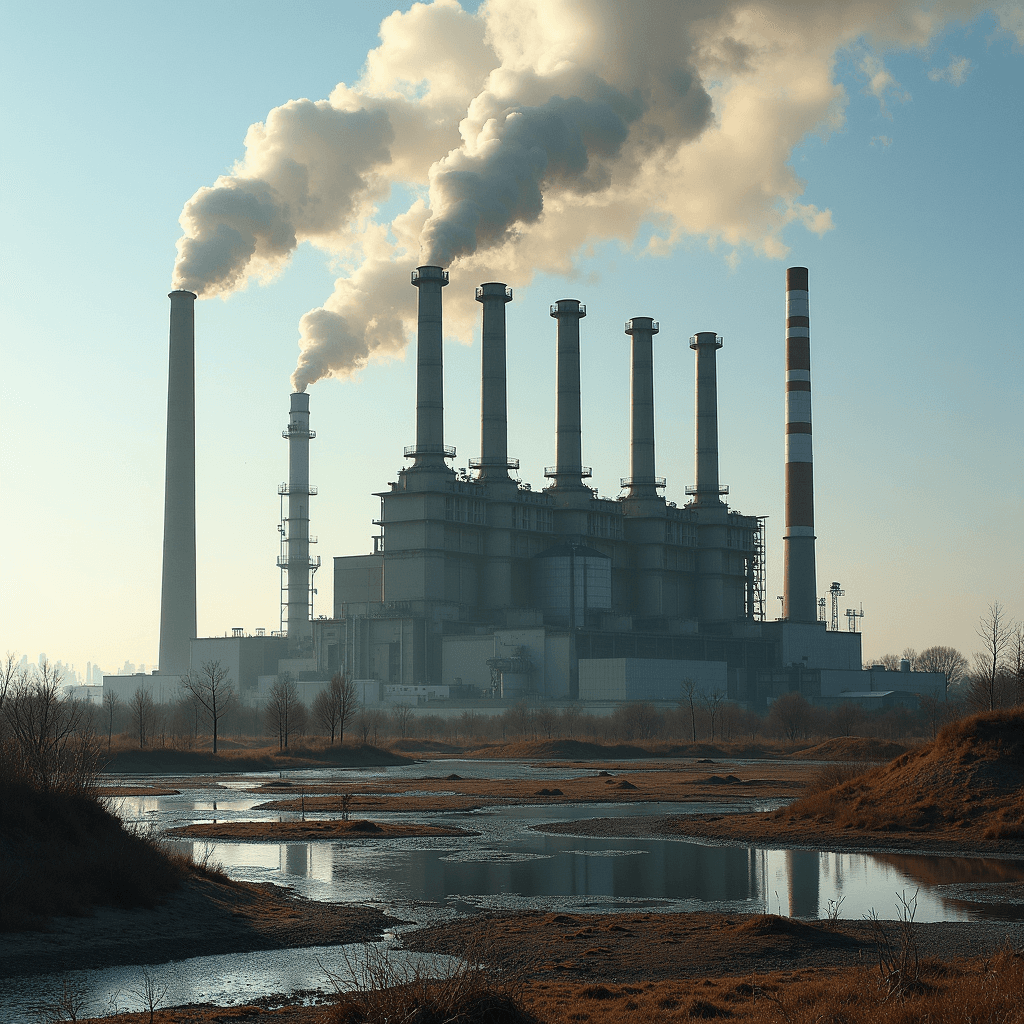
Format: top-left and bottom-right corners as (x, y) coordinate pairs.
(282, 392), (317, 648)
(409, 266), (452, 470)
(623, 317), (663, 499)
(783, 266), (818, 622)
(475, 282), (515, 483)
(158, 290), (197, 676)
(547, 299), (589, 490)
(689, 332), (726, 505)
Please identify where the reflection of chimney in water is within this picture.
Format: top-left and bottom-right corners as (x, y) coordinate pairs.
(783, 266), (817, 623)
(409, 265), (452, 470)
(158, 289), (197, 676)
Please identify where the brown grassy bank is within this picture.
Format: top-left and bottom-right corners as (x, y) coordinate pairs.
(544, 710), (1024, 857)
(249, 764), (811, 815)
(165, 818), (480, 841)
(76, 912), (1024, 1024)
(455, 738), (869, 760)
(0, 778), (224, 932)
(102, 743), (412, 774)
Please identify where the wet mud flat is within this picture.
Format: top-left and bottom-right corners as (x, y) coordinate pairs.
(399, 909), (1024, 982)
(0, 875), (395, 979)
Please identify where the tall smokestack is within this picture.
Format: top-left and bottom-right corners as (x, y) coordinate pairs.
(158, 290), (197, 676)
(547, 299), (589, 490)
(409, 266), (451, 470)
(689, 332), (726, 505)
(623, 317), (662, 499)
(475, 282), (514, 482)
(783, 267), (817, 622)
(283, 392), (317, 648)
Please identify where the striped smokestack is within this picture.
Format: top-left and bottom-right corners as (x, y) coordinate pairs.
(408, 265), (452, 470)
(783, 266), (817, 622)
(475, 282), (514, 482)
(158, 290), (197, 675)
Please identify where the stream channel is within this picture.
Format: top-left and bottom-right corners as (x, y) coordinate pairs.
(3, 757), (1023, 1020)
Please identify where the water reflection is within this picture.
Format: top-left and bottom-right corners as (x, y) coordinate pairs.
(0, 943), (462, 1024)
(168, 831), (1022, 923)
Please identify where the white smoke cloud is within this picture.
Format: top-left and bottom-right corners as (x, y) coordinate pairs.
(929, 55), (974, 83)
(171, 0), (1006, 390)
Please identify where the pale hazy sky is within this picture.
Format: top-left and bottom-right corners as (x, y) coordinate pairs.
(2, 1), (1021, 678)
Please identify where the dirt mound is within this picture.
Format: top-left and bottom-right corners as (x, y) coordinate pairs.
(471, 739), (652, 759)
(731, 914), (822, 938)
(389, 738), (464, 753)
(780, 710), (1024, 839)
(790, 737), (910, 761)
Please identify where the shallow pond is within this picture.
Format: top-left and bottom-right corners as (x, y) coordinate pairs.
(5, 758), (1021, 1020)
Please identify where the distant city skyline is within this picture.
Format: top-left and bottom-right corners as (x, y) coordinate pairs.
(2, 1), (1021, 679)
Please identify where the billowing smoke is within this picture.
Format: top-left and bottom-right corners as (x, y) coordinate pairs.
(171, 0), (1006, 391)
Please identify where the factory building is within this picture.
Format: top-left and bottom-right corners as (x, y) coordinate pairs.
(309, 265), (895, 707)
(123, 265), (948, 713)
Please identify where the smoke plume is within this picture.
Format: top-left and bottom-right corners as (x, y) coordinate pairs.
(170, 0), (1008, 391)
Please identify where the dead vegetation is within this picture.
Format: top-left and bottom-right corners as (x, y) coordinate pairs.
(777, 709), (1024, 841)
(164, 818), (479, 841)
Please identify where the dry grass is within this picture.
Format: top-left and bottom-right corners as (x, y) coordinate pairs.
(0, 776), (231, 931)
(520, 950), (1024, 1024)
(250, 764), (811, 815)
(164, 818), (479, 841)
(779, 709), (1024, 838)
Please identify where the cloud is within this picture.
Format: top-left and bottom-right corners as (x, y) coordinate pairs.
(860, 53), (912, 114)
(871, 134), (894, 146)
(929, 55), (973, 84)
(171, 0), (1008, 390)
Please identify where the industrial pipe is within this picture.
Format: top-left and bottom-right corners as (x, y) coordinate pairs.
(624, 317), (662, 499)
(476, 282), (513, 481)
(548, 299), (588, 490)
(409, 265), (451, 469)
(690, 331), (725, 505)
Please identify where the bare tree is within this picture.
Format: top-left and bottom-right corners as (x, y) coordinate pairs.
(3, 661), (100, 792)
(680, 678), (699, 742)
(265, 677), (298, 750)
(0, 650), (23, 714)
(391, 702), (414, 739)
(873, 653), (901, 671)
(901, 648), (918, 669)
(969, 602), (1014, 711)
(535, 706), (557, 739)
(768, 691), (811, 741)
(128, 687), (156, 749)
(102, 690), (121, 750)
(559, 703), (582, 739)
(701, 690), (727, 743)
(311, 672), (359, 745)
(827, 701), (862, 738)
(1011, 626), (1024, 706)
(180, 661), (236, 753)
(916, 646), (968, 692)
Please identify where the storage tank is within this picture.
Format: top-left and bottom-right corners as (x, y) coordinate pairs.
(532, 543), (612, 627)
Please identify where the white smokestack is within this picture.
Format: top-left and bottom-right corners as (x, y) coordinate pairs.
(158, 290), (197, 675)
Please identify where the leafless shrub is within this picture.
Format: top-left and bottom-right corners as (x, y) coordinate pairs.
(804, 763), (863, 795)
(33, 972), (90, 1022)
(866, 890), (921, 1000)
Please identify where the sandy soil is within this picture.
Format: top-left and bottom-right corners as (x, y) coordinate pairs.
(248, 763), (812, 815)
(165, 819), (480, 841)
(0, 875), (395, 979)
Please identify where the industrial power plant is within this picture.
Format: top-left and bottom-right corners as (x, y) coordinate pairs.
(104, 267), (947, 713)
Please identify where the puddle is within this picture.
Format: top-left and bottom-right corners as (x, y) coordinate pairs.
(0, 943), (462, 1024)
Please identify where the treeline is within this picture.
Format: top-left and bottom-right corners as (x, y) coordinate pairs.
(870, 602), (1024, 711)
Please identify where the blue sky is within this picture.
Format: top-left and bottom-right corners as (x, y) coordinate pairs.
(2, 1), (1021, 678)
